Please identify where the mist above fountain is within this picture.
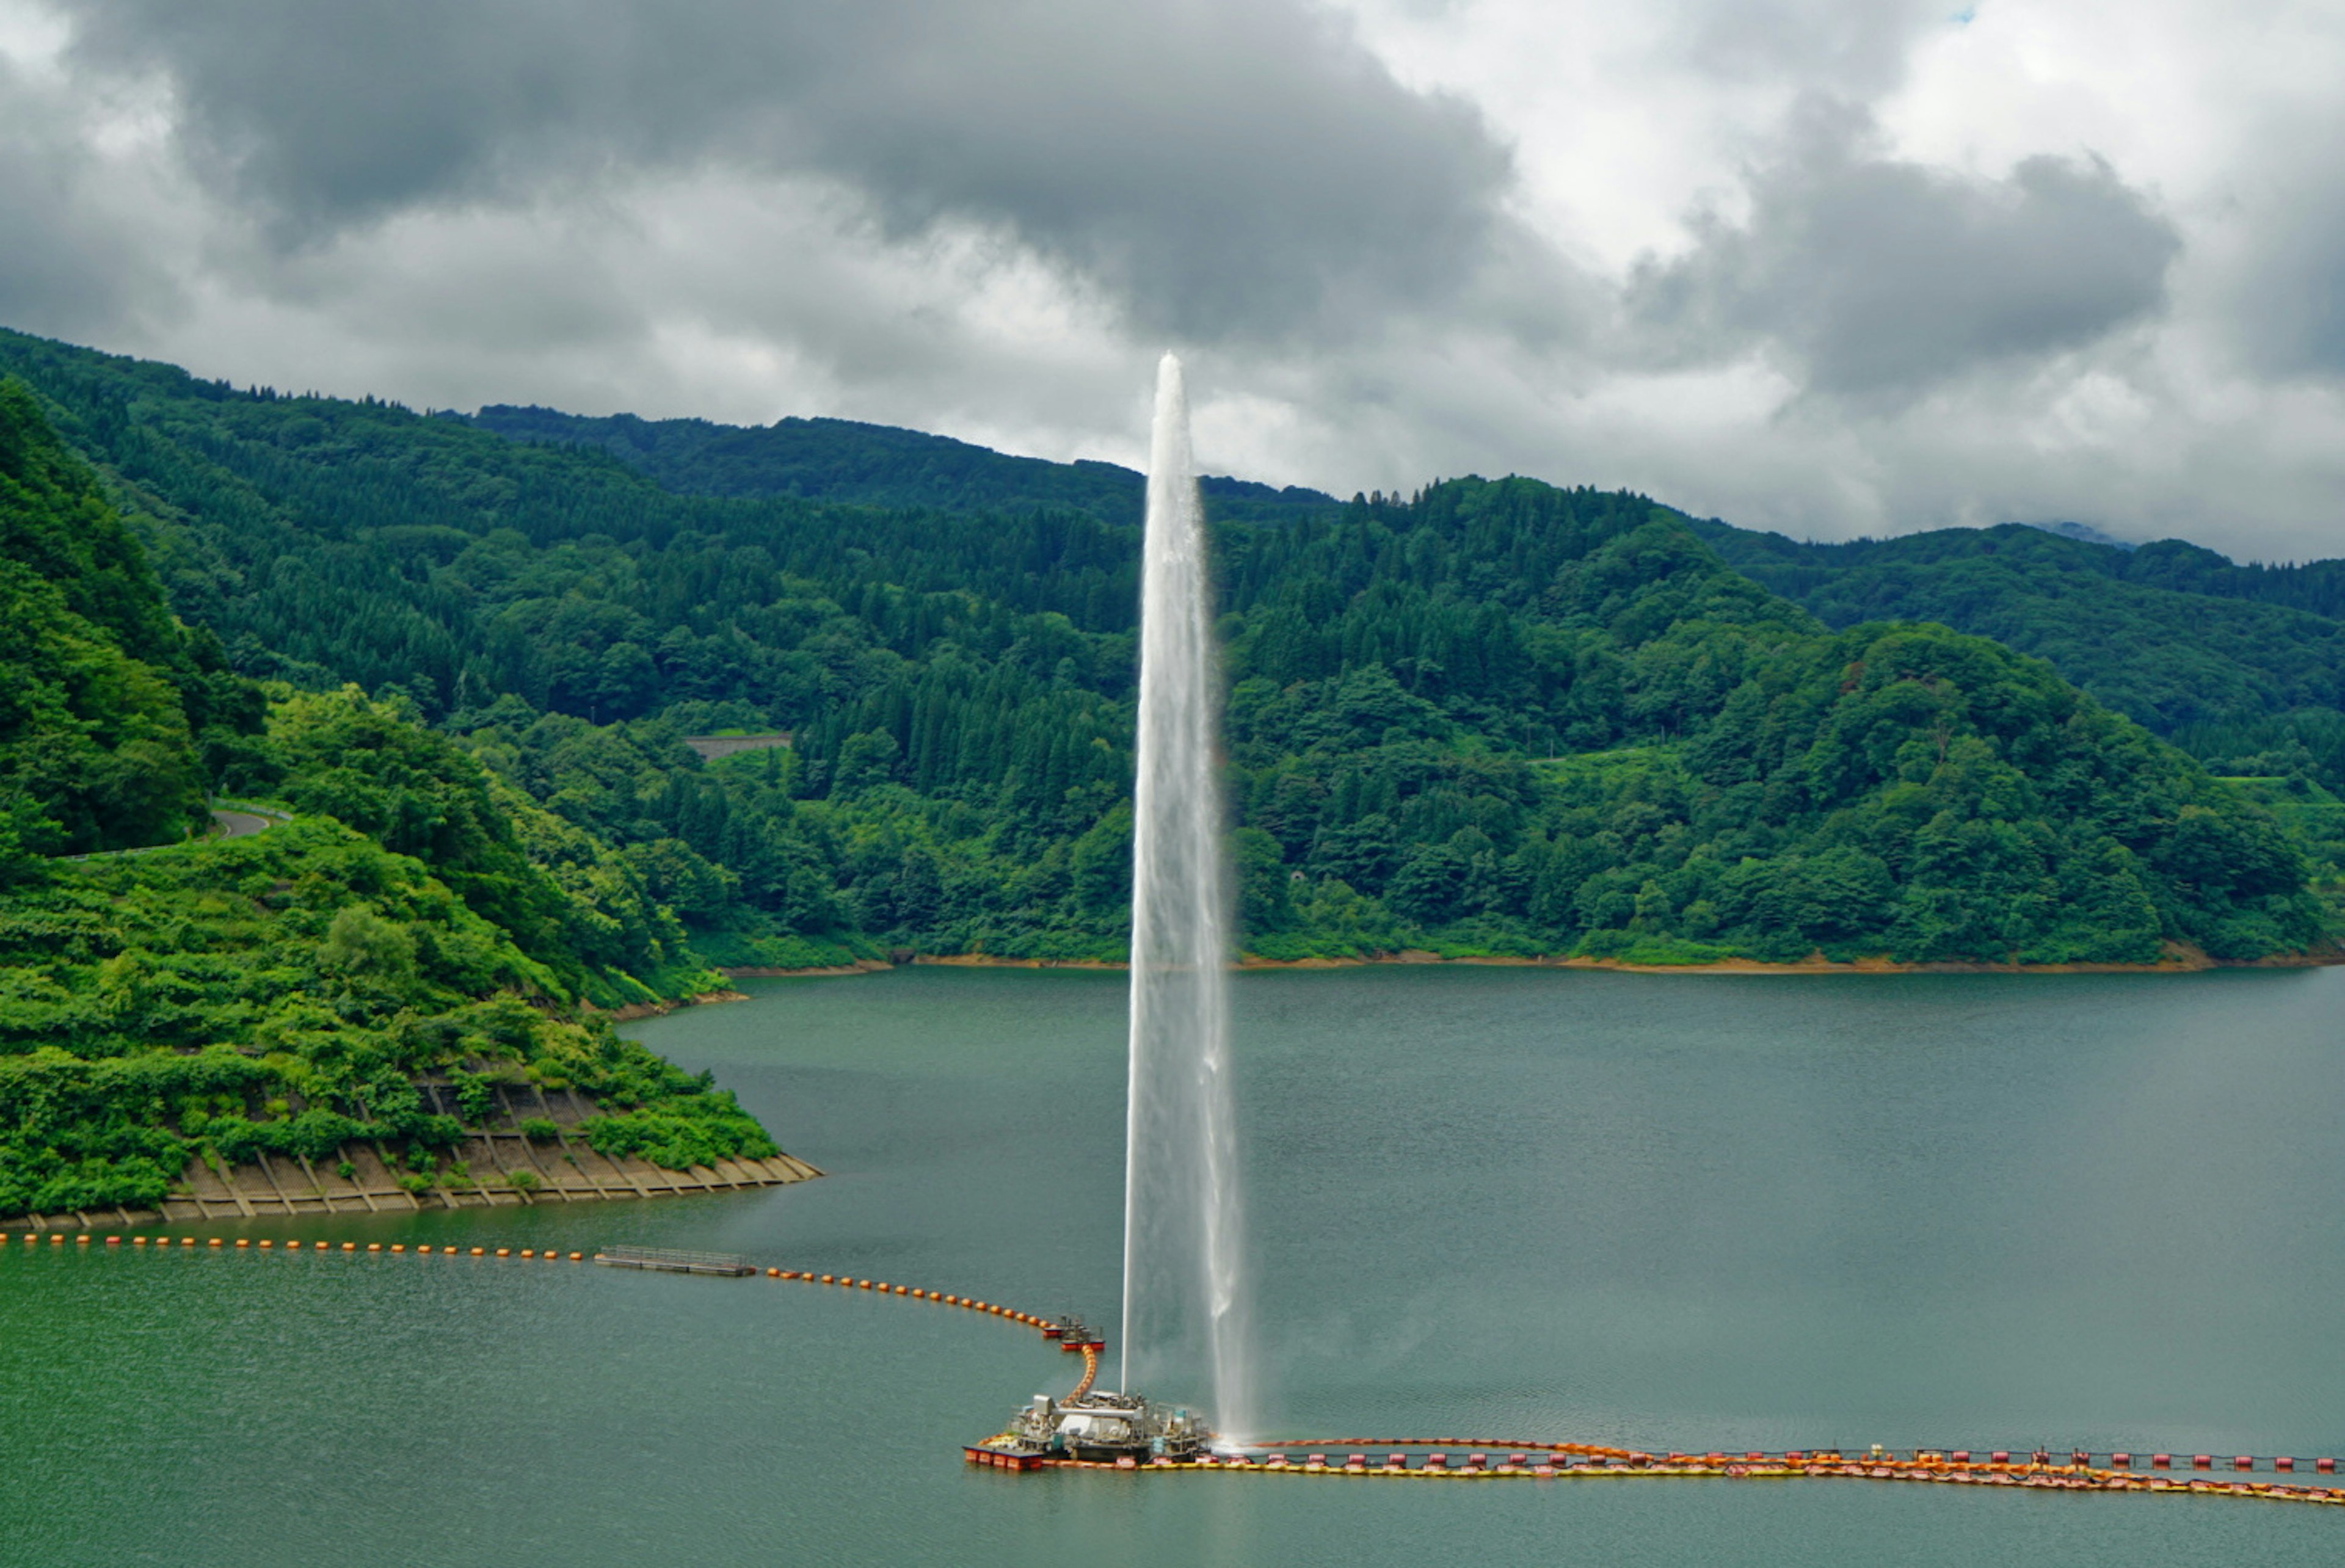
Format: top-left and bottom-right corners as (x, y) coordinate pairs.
(1119, 354), (1254, 1443)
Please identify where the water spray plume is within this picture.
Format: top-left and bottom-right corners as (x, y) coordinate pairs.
(1119, 353), (1254, 1442)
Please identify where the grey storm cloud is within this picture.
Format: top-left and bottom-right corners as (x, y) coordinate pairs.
(1631, 101), (2182, 396)
(0, 59), (174, 336)
(2228, 125), (2345, 382)
(68, 0), (1516, 342)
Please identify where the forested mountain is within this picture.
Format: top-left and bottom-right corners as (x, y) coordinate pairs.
(1695, 520), (2345, 767)
(0, 383), (773, 1218)
(0, 324), (2330, 985)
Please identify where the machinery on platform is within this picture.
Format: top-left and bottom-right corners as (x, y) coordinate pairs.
(964, 1315), (1215, 1468)
(969, 1389), (1215, 1468)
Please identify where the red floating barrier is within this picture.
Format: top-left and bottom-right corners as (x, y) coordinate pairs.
(2192, 1456), (2212, 1470)
(1991, 1451), (2010, 1464)
(2277, 1457), (2296, 1472)
(2318, 1458), (2336, 1474)
(2071, 1450), (2090, 1467)
(2111, 1453), (2132, 1467)
(2152, 1454), (2172, 1468)
(2235, 1456), (2254, 1472)
(1951, 1451), (1971, 1464)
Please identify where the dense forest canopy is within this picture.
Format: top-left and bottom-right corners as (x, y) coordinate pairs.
(0, 325), (2330, 982)
(1697, 519), (2345, 761)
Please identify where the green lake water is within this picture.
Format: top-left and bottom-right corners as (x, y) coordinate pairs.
(4, 965), (2344, 1566)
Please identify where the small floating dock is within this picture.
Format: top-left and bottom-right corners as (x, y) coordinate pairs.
(593, 1244), (755, 1276)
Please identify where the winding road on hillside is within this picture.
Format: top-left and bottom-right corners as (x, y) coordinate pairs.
(55, 804), (286, 862)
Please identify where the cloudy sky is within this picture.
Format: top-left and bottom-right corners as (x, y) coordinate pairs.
(2, 0), (2341, 557)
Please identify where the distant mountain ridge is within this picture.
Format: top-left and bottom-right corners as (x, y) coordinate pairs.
(2026, 520), (2137, 550)
(466, 404), (1339, 528)
(1689, 518), (2345, 738)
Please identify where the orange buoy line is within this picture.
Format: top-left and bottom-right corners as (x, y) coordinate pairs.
(4, 1231), (592, 1261)
(979, 1450), (2345, 1501)
(1045, 1444), (2344, 1503)
(3, 1235), (1064, 1341)
(1278, 1440), (2345, 1478)
(760, 1267), (1069, 1342)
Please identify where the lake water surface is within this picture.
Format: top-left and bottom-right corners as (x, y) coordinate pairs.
(4, 965), (2343, 1566)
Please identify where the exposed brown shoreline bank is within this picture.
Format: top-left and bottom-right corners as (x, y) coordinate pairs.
(598, 987), (754, 1022)
(1, 1073), (822, 1233)
(713, 943), (2343, 979)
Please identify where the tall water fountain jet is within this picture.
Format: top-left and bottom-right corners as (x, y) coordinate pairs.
(1119, 354), (1253, 1443)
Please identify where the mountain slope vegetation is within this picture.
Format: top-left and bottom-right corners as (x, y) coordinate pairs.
(0, 383), (768, 1219)
(1696, 519), (2345, 764)
(0, 325), (2329, 984)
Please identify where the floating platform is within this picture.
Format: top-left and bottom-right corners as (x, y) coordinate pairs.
(593, 1245), (755, 1276)
(965, 1445), (1053, 1470)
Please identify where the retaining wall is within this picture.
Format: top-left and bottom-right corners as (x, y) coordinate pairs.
(1, 1079), (821, 1231)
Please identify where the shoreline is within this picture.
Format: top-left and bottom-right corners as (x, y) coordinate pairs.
(709, 944), (2344, 980)
(598, 988), (755, 1022)
(0, 1075), (823, 1232)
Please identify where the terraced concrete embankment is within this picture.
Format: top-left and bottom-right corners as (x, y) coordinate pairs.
(1, 1078), (820, 1231)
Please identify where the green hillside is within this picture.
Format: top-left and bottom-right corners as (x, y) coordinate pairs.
(0, 383), (771, 1218)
